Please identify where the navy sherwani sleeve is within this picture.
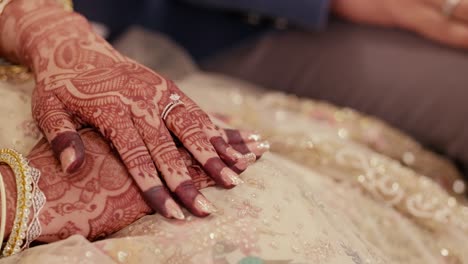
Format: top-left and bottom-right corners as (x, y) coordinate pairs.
(180, 0), (331, 30)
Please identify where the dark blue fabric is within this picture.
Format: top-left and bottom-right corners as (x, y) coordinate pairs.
(74, 0), (330, 59)
(181, 0), (331, 30)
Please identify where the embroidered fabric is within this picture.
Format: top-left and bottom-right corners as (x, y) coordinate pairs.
(0, 51), (466, 263)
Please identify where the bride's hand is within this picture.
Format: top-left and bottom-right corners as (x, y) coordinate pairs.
(332, 0), (468, 48)
(0, 1), (260, 218)
(0, 128), (269, 242)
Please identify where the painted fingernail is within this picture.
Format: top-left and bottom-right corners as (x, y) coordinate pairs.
(60, 146), (77, 173)
(194, 195), (217, 214)
(244, 153), (257, 165)
(221, 168), (244, 186)
(257, 141), (271, 151)
(166, 199), (185, 220)
(248, 134), (262, 142)
(228, 148), (249, 170)
(228, 148), (243, 161)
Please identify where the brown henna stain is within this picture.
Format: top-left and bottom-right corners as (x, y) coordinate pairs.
(224, 129), (244, 144)
(210, 136), (236, 165)
(142, 185), (173, 217)
(231, 143), (252, 156)
(50, 131), (85, 173)
(224, 129), (252, 155)
(203, 157), (235, 189)
(187, 165), (215, 190)
(173, 180), (209, 217)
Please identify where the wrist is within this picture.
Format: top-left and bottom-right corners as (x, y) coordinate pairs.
(20, 12), (94, 70)
(0, 0), (94, 69)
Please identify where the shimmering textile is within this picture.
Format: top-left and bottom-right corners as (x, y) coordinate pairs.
(0, 72), (466, 263)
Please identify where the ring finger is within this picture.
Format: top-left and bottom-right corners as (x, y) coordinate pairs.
(162, 103), (243, 188)
(134, 115), (216, 217)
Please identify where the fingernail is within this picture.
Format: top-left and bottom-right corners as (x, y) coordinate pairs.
(194, 195), (217, 214)
(60, 147), (76, 173)
(221, 168), (244, 186)
(257, 141), (270, 151)
(244, 153), (256, 165)
(228, 147), (249, 170)
(248, 134), (262, 142)
(227, 147), (243, 162)
(166, 199), (185, 220)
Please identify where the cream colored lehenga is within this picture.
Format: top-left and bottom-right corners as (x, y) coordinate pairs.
(0, 28), (467, 264)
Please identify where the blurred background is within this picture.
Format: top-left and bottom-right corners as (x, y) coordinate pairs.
(75, 0), (274, 60)
(75, 0), (468, 187)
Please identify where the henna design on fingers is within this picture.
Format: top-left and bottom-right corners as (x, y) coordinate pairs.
(132, 116), (204, 217)
(50, 131), (85, 173)
(163, 103), (243, 187)
(187, 165), (215, 190)
(32, 87), (85, 173)
(142, 185), (180, 219)
(174, 94), (255, 170)
(203, 158), (243, 188)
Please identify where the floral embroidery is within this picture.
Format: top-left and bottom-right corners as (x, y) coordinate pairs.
(233, 199), (262, 219)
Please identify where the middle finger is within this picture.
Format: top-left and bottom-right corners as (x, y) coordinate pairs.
(133, 115), (216, 217)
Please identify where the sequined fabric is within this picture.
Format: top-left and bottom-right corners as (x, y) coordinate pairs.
(0, 70), (467, 263)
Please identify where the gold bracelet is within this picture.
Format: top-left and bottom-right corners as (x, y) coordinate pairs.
(0, 171), (7, 253)
(0, 0), (73, 82)
(0, 149), (42, 257)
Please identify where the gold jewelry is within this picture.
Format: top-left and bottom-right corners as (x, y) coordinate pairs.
(0, 171), (7, 253)
(0, 0), (73, 82)
(0, 149), (43, 257)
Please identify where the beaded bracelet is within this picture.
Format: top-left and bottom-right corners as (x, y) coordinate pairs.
(0, 149), (44, 257)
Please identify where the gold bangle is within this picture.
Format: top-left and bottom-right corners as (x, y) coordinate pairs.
(0, 171), (7, 253)
(0, 0), (74, 82)
(0, 149), (42, 257)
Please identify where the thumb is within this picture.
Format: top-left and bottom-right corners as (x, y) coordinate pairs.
(33, 94), (85, 174)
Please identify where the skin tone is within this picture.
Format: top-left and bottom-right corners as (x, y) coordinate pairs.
(333, 0), (468, 48)
(1, 129), (270, 243)
(0, 0), (259, 219)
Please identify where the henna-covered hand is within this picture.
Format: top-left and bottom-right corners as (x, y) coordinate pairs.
(0, 0), (264, 219)
(1, 128), (269, 242)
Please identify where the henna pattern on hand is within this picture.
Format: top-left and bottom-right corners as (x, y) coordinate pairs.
(25, 130), (152, 242)
(0, 127), (260, 241)
(30, 130), (219, 241)
(0, 0), (264, 223)
(87, 183), (148, 240)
